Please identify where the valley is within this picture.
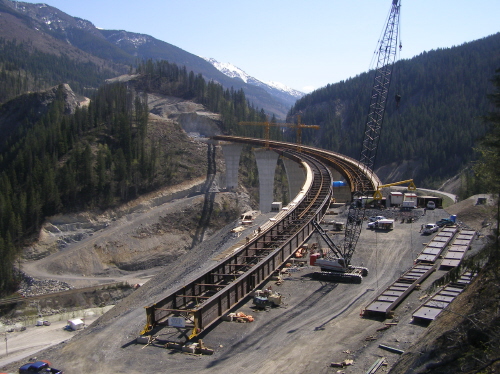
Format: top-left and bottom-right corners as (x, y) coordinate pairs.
(0, 190), (494, 373)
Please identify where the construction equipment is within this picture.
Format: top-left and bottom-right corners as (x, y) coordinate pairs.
(311, 221), (368, 283)
(252, 287), (283, 309)
(372, 179), (416, 200)
(311, 0), (401, 282)
(239, 115), (319, 150)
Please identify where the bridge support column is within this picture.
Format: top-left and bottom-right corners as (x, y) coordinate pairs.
(282, 157), (305, 201)
(254, 148), (279, 213)
(220, 143), (244, 190)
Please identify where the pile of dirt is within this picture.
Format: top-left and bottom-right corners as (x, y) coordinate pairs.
(446, 194), (497, 234)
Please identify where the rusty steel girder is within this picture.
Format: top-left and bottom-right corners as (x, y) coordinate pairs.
(143, 149), (332, 337)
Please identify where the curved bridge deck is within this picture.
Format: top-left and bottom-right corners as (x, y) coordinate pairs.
(143, 138), (380, 338)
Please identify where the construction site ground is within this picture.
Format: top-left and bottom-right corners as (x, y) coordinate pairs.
(0, 198), (490, 374)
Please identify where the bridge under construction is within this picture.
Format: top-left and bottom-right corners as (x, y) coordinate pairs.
(141, 136), (381, 338)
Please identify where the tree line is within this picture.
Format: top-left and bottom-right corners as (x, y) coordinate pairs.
(288, 32), (500, 187)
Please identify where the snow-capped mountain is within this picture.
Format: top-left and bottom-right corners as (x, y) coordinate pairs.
(203, 58), (304, 101)
(2, 0), (297, 118)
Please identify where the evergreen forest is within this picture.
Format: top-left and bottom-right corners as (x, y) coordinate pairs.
(287, 32), (500, 187)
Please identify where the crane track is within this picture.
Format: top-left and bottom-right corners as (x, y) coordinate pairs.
(143, 146), (333, 337)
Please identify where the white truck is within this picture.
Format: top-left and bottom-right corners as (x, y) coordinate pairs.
(423, 223), (439, 234)
(402, 200), (417, 209)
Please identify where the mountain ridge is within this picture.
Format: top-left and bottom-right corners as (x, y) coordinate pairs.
(0, 0), (295, 118)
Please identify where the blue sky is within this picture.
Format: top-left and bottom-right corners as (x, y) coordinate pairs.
(19, 0), (500, 93)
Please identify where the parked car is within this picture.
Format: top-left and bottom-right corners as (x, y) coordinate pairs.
(368, 219), (395, 230)
(19, 361), (63, 374)
(436, 218), (454, 227)
(369, 215), (386, 222)
(423, 223), (439, 235)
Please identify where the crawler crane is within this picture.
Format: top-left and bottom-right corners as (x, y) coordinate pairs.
(312, 0), (401, 282)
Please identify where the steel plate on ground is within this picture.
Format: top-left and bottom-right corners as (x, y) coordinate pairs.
(422, 247), (441, 255)
(377, 296), (398, 302)
(413, 306), (443, 321)
(433, 295), (455, 303)
(440, 259), (461, 268)
(461, 230), (476, 235)
(453, 239), (471, 246)
(444, 252), (465, 260)
(382, 290), (404, 297)
(366, 301), (392, 313)
(433, 236), (449, 242)
(437, 232), (453, 237)
(417, 254), (437, 262)
(427, 241), (446, 248)
(425, 300), (449, 309)
(448, 246), (467, 252)
(440, 289), (461, 295)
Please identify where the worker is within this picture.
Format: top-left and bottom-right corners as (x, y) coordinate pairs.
(395, 94), (401, 108)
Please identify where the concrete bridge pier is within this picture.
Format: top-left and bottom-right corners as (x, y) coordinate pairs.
(254, 148), (279, 213)
(220, 142), (244, 190)
(282, 157), (305, 201)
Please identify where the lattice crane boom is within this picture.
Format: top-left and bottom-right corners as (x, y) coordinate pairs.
(340, 0), (401, 266)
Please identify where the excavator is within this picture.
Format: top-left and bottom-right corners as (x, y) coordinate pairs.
(311, 0), (402, 283)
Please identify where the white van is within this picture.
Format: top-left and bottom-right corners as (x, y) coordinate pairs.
(427, 201), (436, 210)
(402, 200), (417, 209)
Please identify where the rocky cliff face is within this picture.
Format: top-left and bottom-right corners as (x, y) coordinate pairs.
(0, 84), (84, 150)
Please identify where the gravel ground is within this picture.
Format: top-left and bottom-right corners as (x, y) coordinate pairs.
(2, 192), (491, 374)
(2, 204), (466, 374)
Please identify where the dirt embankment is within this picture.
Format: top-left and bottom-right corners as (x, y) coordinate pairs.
(22, 190), (251, 282)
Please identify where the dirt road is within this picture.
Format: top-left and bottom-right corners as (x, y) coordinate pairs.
(0, 306), (113, 369)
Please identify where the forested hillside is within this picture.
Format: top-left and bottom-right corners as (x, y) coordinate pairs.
(0, 0), (291, 118)
(288, 32), (500, 187)
(0, 59), (265, 295)
(0, 37), (122, 103)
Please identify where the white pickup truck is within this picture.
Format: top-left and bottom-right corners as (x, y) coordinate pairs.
(423, 223), (439, 235)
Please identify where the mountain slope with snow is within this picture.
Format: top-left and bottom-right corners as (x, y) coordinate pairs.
(203, 58), (305, 108)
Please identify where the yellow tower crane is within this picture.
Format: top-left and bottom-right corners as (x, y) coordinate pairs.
(238, 115), (319, 151)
